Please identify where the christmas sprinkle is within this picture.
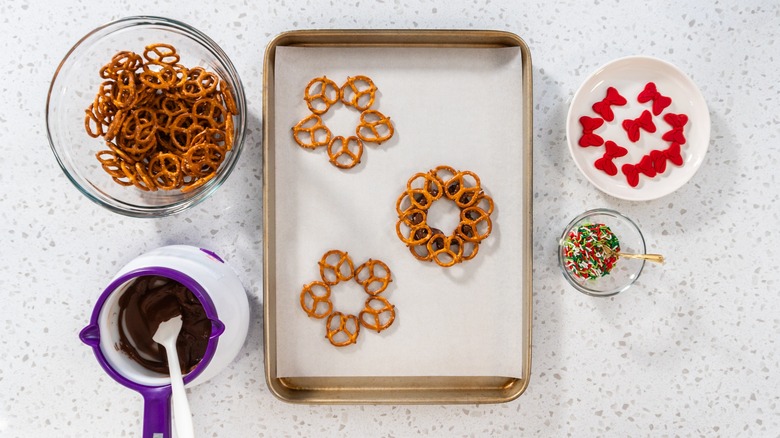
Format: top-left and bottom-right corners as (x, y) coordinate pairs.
(563, 223), (621, 280)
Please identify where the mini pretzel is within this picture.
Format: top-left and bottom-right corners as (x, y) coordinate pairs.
(139, 62), (178, 90)
(427, 234), (464, 268)
(119, 110), (157, 153)
(104, 110), (126, 142)
(355, 259), (392, 295)
(326, 136), (363, 169)
(407, 172), (443, 200)
(473, 192), (495, 215)
(442, 170), (482, 208)
(183, 142), (224, 177)
(143, 43), (180, 65)
(341, 75), (377, 111)
(396, 209), (432, 246)
(106, 141), (136, 165)
(359, 296), (396, 333)
(225, 116), (235, 150)
(84, 106), (104, 138)
(148, 153), (182, 190)
(100, 51), (143, 79)
(161, 96), (188, 118)
(130, 162), (157, 192)
(326, 312), (360, 347)
(292, 114), (332, 149)
(112, 70), (137, 109)
(192, 128), (227, 147)
(220, 80), (238, 115)
(356, 109), (394, 144)
(300, 281), (333, 319)
(318, 250), (355, 285)
(96, 150), (129, 184)
(458, 205), (493, 242)
(113, 160), (139, 187)
(181, 67), (219, 99)
(304, 76), (341, 115)
(192, 98), (227, 128)
(169, 113), (201, 152)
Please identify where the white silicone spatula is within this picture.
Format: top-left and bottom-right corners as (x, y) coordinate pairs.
(153, 315), (195, 438)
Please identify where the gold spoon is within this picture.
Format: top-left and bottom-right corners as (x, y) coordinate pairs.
(601, 245), (665, 264)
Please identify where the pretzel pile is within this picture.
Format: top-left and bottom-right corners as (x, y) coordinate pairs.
(396, 166), (494, 268)
(292, 75), (394, 169)
(85, 44), (237, 192)
(300, 250), (396, 347)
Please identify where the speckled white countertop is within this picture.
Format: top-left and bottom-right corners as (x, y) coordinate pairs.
(2, 0), (779, 436)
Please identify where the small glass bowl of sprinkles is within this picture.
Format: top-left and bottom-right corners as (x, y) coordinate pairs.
(558, 209), (646, 296)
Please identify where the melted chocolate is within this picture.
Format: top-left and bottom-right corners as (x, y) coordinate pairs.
(116, 276), (211, 375)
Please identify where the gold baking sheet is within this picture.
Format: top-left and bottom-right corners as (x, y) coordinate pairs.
(263, 29), (533, 404)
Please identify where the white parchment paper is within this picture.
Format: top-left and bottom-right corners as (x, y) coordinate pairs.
(273, 45), (526, 378)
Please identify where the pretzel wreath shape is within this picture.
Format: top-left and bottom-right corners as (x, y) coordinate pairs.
(291, 75), (394, 169)
(396, 166), (494, 267)
(299, 250), (397, 347)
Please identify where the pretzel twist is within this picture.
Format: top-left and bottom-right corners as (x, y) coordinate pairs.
(458, 205), (493, 242)
(318, 250), (355, 285)
(183, 143), (224, 177)
(395, 209), (433, 246)
(300, 281), (333, 319)
(442, 170), (482, 208)
(326, 312), (360, 347)
(292, 114), (332, 149)
(326, 136), (363, 169)
(143, 43), (180, 65)
(359, 296), (396, 333)
(148, 153), (182, 190)
(354, 259), (392, 296)
(305, 76), (341, 115)
(100, 51), (143, 79)
(220, 80), (238, 115)
(427, 234), (464, 268)
(356, 109), (394, 144)
(341, 75), (377, 111)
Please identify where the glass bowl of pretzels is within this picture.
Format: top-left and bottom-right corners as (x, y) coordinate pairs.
(46, 16), (246, 217)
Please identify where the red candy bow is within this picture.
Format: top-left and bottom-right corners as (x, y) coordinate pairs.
(664, 142), (684, 166)
(592, 87), (627, 122)
(662, 113), (688, 144)
(650, 150), (668, 173)
(578, 116), (604, 147)
(621, 155), (656, 187)
(594, 140), (628, 176)
(637, 82), (672, 116)
(622, 110), (656, 142)
(644, 142), (685, 179)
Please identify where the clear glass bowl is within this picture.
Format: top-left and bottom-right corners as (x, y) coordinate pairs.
(558, 209), (646, 296)
(46, 16), (246, 217)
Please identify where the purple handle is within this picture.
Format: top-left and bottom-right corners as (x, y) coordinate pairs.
(142, 386), (172, 438)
